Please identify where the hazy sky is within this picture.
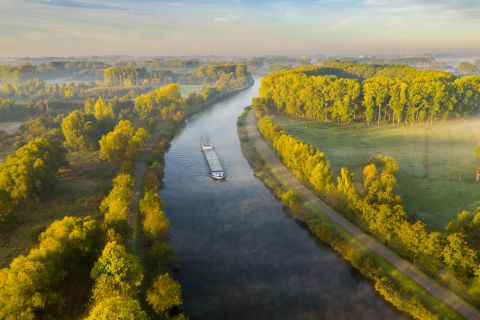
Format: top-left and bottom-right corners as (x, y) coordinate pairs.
(1, 0), (479, 57)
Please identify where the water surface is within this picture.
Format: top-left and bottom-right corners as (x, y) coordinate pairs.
(161, 78), (402, 319)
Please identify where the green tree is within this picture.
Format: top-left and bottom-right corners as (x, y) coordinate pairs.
(0, 137), (67, 203)
(61, 110), (98, 151)
(84, 97), (96, 114)
(86, 296), (147, 320)
(99, 120), (147, 164)
(139, 191), (169, 238)
(94, 97), (114, 121)
(442, 233), (478, 278)
(91, 241), (143, 297)
(100, 174), (133, 239)
(337, 167), (356, 199)
(146, 274), (182, 317)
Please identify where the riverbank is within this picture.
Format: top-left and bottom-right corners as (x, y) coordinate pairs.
(128, 81), (255, 317)
(162, 78), (405, 319)
(131, 79), (255, 250)
(237, 108), (470, 319)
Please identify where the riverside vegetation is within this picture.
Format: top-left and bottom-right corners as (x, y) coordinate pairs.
(246, 61), (480, 317)
(0, 61), (253, 319)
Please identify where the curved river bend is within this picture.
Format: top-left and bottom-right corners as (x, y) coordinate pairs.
(160, 78), (402, 319)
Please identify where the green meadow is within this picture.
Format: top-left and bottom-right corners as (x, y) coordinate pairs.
(273, 115), (480, 230)
(180, 84), (203, 97)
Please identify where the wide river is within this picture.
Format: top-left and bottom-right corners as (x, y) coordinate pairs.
(160, 78), (402, 319)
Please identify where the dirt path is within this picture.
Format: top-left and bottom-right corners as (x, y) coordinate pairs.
(245, 110), (480, 320)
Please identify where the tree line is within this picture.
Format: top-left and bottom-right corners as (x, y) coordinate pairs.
(258, 115), (480, 300)
(105, 63), (251, 88)
(0, 61), (105, 83)
(257, 63), (480, 125)
(0, 172), (182, 319)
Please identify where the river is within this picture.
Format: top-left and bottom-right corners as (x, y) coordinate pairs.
(160, 78), (402, 319)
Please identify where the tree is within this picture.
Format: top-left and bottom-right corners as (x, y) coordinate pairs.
(0, 137), (67, 203)
(146, 274), (182, 316)
(100, 174), (133, 239)
(86, 296), (147, 320)
(94, 97), (114, 121)
(139, 191), (169, 238)
(91, 241), (143, 297)
(84, 97), (96, 114)
(442, 233), (478, 278)
(88, 241), (146, 319)
(337, 167), (356, 199)
(99, 120), (147, 164)
(61, 110), (98, 151)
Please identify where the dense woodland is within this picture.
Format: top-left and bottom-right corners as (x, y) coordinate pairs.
(257, 115), (480, 306)
(0, 62), (251, 123)
(0, 62), (252, 319)
(256, 62), (480, 125)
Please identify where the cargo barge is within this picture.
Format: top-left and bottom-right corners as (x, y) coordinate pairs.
(201, 142), (226, 180)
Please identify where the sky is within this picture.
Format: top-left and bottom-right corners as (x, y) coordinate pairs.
(0, 0), (480, 57)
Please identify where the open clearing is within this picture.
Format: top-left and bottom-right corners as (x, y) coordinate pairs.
(272, 115), (480, 230)
(0, 122), (22, 134)
(180, 84), (203, 97)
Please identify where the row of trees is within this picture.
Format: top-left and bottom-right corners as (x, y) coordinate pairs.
(0, 62), (105, 83)
(258, 116), (480, 297)
(258, 64), (480, 124)
(103, 63), (251, 88)
(104, 66), (149, 86)
(89, 169), (183, 319)
(1, 79), (87, 99)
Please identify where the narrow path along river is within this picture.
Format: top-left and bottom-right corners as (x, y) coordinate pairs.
(160, 78), (403, 319)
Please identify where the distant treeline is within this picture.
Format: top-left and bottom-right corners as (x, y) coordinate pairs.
(103, 63), (250, 87)
(256, 62), (480, 124)
(0, 61), (251, 88)
(0, 61), (105, 83)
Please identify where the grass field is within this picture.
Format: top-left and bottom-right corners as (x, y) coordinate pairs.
(0, 122), (22, 135)
(180, 84), (203, 97)
(0, 151), (115, 267)
(272, 115), (480, 230)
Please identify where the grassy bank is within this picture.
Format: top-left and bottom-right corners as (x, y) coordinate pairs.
(272, 115), (480, 230)
(237, 108), (463, 320)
